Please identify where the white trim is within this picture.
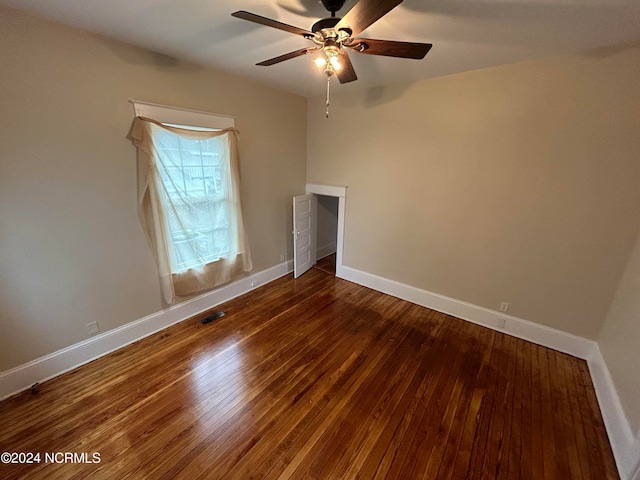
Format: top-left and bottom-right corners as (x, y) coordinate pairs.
(340, 265), (594, 357)
(305, 183), (347, 278)
(0, 260), (293, 401)
(339, 264), (640, 478)
(588, 346), (640, 480)
(3, 252), (635, 478)
(335, 197), (346, 278)
(305, 183), (346, 198)
(129, 99), (235, 129)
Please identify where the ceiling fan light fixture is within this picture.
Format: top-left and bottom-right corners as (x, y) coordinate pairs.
(314, 57), (327, 67)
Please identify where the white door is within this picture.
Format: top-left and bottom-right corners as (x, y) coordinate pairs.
(293, 194), (316, 278)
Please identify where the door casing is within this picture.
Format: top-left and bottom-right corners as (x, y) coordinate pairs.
(303, 183), (347, 279)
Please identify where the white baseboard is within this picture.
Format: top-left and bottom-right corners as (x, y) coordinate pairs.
(317, 242), (337, 260)
(339, 266), (594, 358)
(0, 260), (293, 401)
(3, 260), (636, 479)
(588, 346), (640, 480)
(339, 264), (638, 479)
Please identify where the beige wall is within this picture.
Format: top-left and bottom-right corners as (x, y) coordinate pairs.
(307, 46), (640, 339)
(0, 7), (306, 371)
(599, 228), (640, 434)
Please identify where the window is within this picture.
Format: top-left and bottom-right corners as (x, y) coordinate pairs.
(152, 129), (232, 272)
(130, 103), (252, 304)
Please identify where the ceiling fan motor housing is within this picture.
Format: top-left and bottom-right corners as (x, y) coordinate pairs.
(312, 17), (341, 33)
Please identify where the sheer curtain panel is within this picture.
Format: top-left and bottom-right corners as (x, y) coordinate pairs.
(130, 116), (252, 304)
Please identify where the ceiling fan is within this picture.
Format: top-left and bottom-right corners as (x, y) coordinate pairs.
(231, 0), (433, 86)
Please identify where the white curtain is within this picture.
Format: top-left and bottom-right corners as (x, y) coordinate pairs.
(130, 116), (252, 304)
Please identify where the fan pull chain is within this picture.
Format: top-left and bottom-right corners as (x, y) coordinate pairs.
(325, 74), (331, 118)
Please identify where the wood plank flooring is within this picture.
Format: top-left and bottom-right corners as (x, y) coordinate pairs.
(0, 269), (619, 479)
(313, 253), (336, 275)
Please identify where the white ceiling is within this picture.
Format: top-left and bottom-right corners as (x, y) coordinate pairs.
(3, 0), (640, 97)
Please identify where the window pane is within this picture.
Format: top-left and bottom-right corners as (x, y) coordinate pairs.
(152, 128), (235, 273)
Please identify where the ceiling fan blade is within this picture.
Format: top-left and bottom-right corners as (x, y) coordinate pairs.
(347, 38), (432, 59)
(335, 0), (403, 38)
(256, 47), (318, 66)
(336, 50), (357, 84)
(231, 11), (313, 37)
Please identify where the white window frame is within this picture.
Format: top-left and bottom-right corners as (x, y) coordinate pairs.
(130, 100), (235, 130)
(131, 100), (239, 273)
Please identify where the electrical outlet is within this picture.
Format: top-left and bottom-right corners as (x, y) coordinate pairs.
(499, 302), (509, 312)
(86, 321), (100, 336)
(280, 253), (286, 262)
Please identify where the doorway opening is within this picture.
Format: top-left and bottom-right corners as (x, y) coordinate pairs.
(293, 183), (346, 279)
(313, 194), (339, 275)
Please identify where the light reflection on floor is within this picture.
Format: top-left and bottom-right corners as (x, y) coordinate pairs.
(190, 339), (245, 401)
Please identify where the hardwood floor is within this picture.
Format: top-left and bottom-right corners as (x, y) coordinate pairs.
(0, 269), (618, 479)
(313, 253), (336, 275)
